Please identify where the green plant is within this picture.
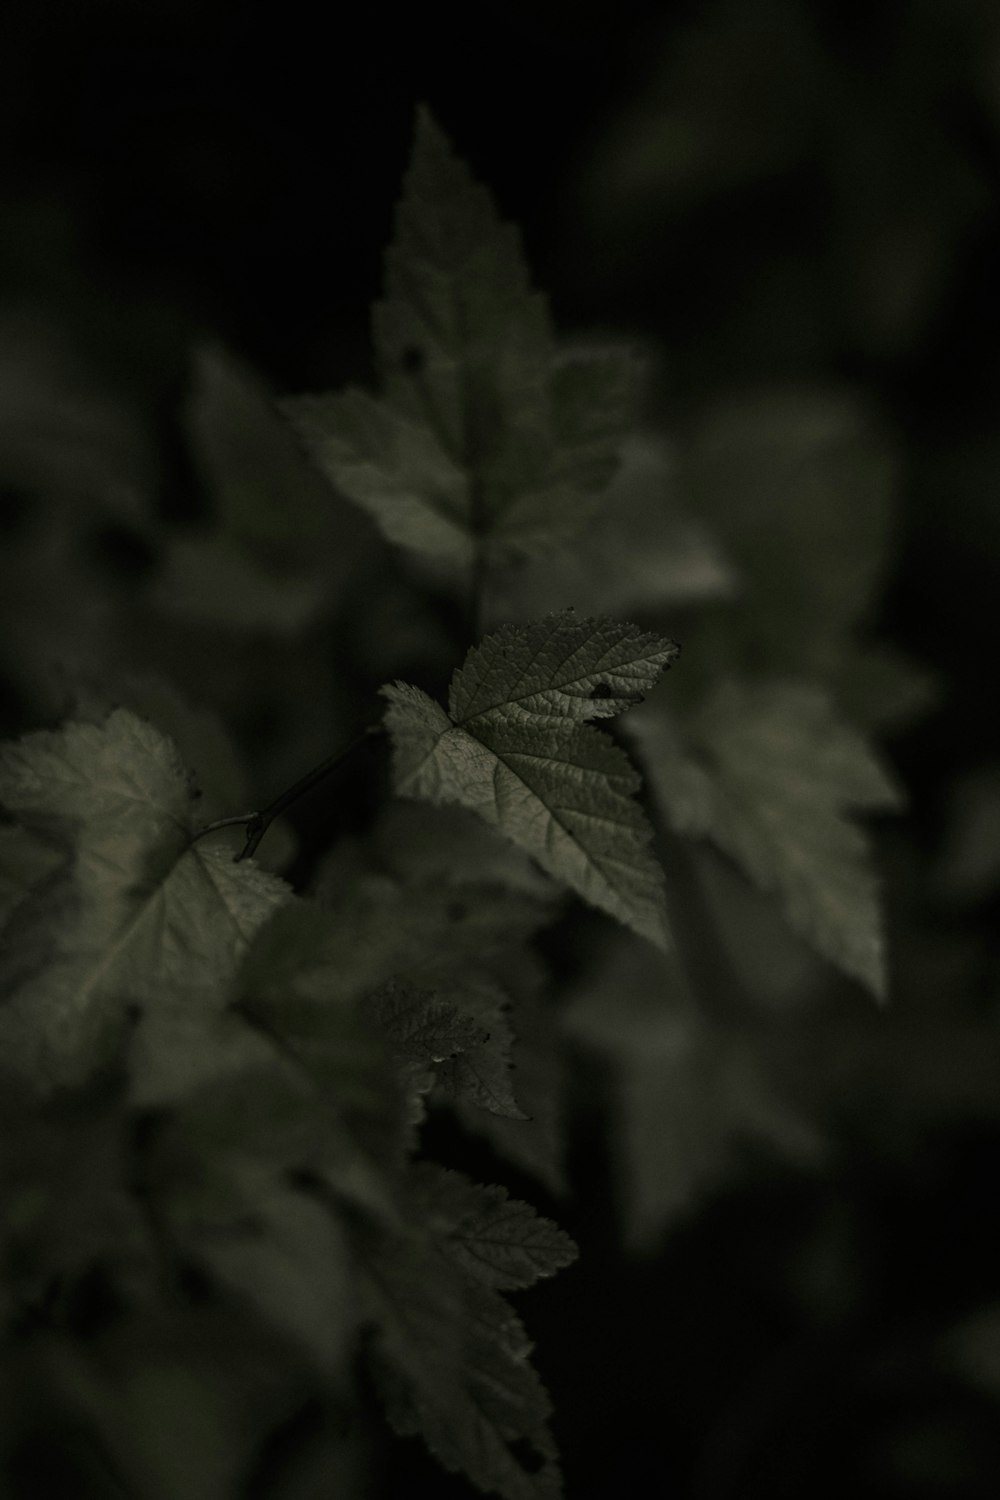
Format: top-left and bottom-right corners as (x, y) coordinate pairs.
(0, 107), (920, 1498)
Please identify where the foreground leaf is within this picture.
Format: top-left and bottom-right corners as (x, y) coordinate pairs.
(630, 680), (901, 996)
(382, 612), (677, 947)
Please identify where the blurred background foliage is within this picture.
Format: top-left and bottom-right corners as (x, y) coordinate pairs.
(3, 0), (1000, 1495)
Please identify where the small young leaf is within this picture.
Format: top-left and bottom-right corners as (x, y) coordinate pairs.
(432, 980), (527, 1120)
(371, 978), (488, 1064)
(415, 1167), (578, 1291)
(631, 680), (901, 996)
(382, 613), (676, 948)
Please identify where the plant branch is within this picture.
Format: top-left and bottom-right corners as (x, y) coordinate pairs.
(189, 722), (384, 863)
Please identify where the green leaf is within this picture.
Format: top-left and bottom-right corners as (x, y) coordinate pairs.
(382, 612), (676, 948)
(370, 975), (493, 1124)
(414, 1166), (578, 1291)
(372, 977), (488, 1065)
(452, 611), (679, 726)
(364, 1236), (563, 1500)
(283, 109), (639, 565)
(431, 979), (527, 1120)
(631, 680), (901, 996)
(406, 1285), (563, 1500)
(0, 709), (291, 1092)
(455, 984), (569, 1197)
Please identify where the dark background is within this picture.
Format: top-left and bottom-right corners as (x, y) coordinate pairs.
(4, 1), (1000, 1495)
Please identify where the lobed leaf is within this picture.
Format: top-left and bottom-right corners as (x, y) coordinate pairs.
(415, 1166), (578, 1291)
(364, 1237), (563, 1500)
(382, 613), (676, 948)
(0, 709), (291, 1093)
(631, 680), (901, 996)
(283, 109), (639, 566)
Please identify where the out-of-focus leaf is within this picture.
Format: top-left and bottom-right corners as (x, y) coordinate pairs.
(562, 934), (826, 1251)
(631, 680), (901, 996)
(0, 708), (290, 1092)
(489, 433), (736, 623)
(283, 109), (639, 567)
(412, 1166), (577, 1291)
(364, 1235), (563, 1500)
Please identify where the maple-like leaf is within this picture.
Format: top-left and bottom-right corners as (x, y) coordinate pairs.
(250, 876), (540, 1122)
(382, 612), (677, 948)
(282, 109), (639, 566)
(630, 680), (901, 996)
(413, 1165), (578, 1291)
(0, 709), (290, 1092)
(363, 1234), (564, 1500)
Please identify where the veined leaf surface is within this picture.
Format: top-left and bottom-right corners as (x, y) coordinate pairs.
(382, 613), (677, 947)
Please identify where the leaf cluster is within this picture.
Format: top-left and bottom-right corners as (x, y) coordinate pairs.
(0, 98), (926, 1500)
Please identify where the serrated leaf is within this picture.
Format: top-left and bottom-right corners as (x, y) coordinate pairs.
(370, 975), (497, 1125)
(415, 1167), (577, 1291)
(400, 1285), (562, 1500)
(371, 978), (488, 1064)
(456, 984), (569, 1197)
(631, 680), (901, 997)
(0, 709), (291, 1092)
(250, 877), (538, 1123)
(283, 109), (638, 566)
(364, 1236), (563, 1500)
(433, 980), (527, 1120)
(382, 613), (675, 948)
(281, 387), (471, 562)
(452, 611), (679, 726)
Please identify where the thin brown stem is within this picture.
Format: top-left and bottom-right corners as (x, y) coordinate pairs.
(189, 722), (384, 864)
